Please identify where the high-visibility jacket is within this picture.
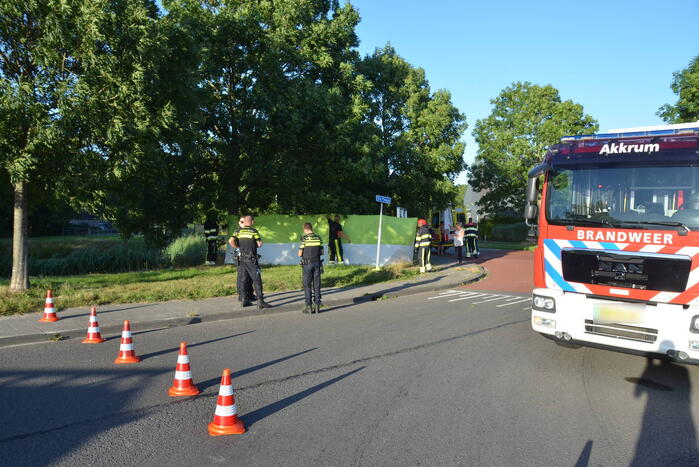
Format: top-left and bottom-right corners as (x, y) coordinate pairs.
(415, 226), (432, 248)
(464, 223), (478, 238)
(204, 219), (218, 241)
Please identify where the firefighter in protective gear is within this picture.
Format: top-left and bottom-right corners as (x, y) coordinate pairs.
(415, 218), (432, 273)
(298, 223), (323, 314)
(231, 215), (271, 309)
(464, 217), (479, 258)
(204, 211), (219, 266)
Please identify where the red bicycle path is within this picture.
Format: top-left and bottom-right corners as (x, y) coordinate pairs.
(446, 248), (535, 294)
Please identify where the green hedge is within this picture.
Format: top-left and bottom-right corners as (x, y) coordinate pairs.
(491, 222), (529, 242)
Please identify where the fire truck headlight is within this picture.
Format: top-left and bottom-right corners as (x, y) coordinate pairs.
(533, 295), (556, 313)
(690, 315), (699, 333)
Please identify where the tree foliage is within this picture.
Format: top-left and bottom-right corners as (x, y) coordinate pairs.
(658, 54), (699, 124)
(468, 82), (598, 215)
(1, 0), (468, 287)
(358, 45), (467, 216)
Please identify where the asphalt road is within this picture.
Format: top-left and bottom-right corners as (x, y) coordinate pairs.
(1, 288), (699, 466)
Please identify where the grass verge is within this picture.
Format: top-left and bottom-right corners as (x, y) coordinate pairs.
(0, 263), (419, 316)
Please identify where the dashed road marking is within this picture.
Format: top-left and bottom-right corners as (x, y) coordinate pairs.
(496, 298), (531, 307)
(427, 290), (531, 308)
(447, 293), (488, 302)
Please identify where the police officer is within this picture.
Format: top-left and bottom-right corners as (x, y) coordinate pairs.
(204, 211), (219, 266)
(415, 218), (432, 273)
(231, 215), (271, 309)
(328, 215), (350, 264)
(464, 217), (479, 259)
(229, 216), (255, 302)
(298, 222), (323, 314)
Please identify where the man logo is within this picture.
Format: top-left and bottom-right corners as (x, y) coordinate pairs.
(598, 261), (643, 280)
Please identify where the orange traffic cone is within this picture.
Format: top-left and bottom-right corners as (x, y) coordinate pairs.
(208, 368), (245, 435)
(82, 307), (105, 344)
(168, 342), (200, 396)
(114, 320), (140, 364)
(39, 290), (59, 322)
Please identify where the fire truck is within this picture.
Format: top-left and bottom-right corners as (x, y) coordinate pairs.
(524, 122), (699, 362)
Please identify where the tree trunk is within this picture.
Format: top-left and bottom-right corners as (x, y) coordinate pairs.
(9, 180), (30, 292)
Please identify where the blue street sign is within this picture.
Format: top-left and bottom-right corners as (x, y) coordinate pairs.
(375, 195), (392, 205)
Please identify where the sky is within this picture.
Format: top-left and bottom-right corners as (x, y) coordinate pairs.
(348, 0), (699, 182)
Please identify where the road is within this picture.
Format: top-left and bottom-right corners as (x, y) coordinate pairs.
(2, 253), (699, 466)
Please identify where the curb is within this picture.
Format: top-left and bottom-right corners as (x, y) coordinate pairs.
(0, 265), (486, 348)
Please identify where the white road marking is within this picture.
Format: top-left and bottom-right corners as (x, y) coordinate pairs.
(428, 291), (468, 299)
(496, 298), (531, 307)
(472, 295), (509, 304)
(447, 293), (487, 302)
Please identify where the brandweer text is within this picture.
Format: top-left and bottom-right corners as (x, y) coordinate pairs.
(576, 229), (673, 244)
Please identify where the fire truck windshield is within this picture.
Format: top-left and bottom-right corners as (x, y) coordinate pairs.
(546, 164), (699, 230)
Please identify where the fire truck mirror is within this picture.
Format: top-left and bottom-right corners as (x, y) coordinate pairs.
(524, 176), (539, 223)
(524, 202), (538, 221)
(526, 176), (538, 205)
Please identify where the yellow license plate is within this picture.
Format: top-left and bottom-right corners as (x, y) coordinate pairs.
(593, 303), (646, 324)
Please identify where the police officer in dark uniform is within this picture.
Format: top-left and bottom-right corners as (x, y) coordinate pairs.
(229, 216), (255, 302)
(298, 222), (323, 314)
(204, 211), (219, 266)
(231, 215), (271, 309)
(327, 215), (350, 264)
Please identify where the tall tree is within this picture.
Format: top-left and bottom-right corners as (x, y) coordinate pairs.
(468, 82), (598, 215)
(658, 54), (699, 123)
(167, 0), (364, 218)
(0, 0), (173, 290)
(0, 1), (94, 290)
(358, 45), (467, 216)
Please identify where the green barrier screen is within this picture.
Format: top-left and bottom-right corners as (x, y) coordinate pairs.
(227, 215), (417, 245)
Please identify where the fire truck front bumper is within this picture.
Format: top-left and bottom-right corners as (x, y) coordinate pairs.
(531, 287), (699, 363)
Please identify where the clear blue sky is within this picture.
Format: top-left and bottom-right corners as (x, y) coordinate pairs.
(349, 0), (699, 180)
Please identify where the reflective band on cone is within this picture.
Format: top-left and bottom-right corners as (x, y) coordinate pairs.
(39, 290), (59, 322)
(114, 320), (140, 364)
(82, 307), (105, 343)
(208, 368), (245, 435)
(168, 342), (200, 396)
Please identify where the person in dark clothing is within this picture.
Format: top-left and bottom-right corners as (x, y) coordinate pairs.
(464, 217), (479, 259)
(204, 211), (219, 266)
(230, 215), (271, 309)
(298, 222), (323, 314)
(229, 216), (255, 302)
(415, 218), (432, 273)
(327, 215), (351, 264)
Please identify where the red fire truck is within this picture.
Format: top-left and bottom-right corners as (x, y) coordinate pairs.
(524, 122), (699, 362)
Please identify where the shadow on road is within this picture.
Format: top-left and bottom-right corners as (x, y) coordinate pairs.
(241, 366), (364, 428)
(574, 440), (593, 467)
(198, 347), (318, 391)
(60, 303), (158, 320)
(629, 355), (699, 466)
(139, 330), (256, 360)
(269, 275), (444, 309)
(0, 367), (170, 466)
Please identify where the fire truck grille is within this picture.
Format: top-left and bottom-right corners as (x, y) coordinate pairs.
(584, 319), (658, 344)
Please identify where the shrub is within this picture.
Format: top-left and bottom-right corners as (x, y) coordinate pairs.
(491, 222), (529, 242)
(0, 239), (162, 277)
(30, 243), (163, 276)
(163, 235), (206, 268)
